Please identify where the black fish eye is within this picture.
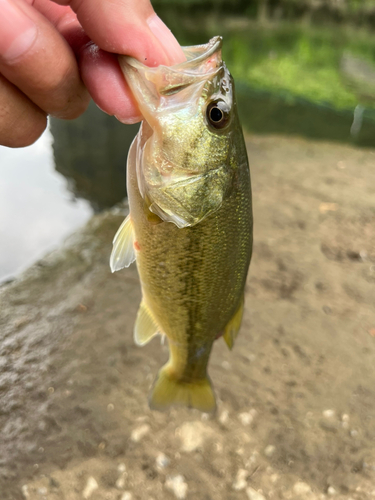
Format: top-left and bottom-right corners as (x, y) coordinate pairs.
(207, 101), (230, 129)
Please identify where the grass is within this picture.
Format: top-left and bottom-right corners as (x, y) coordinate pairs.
(160, 13), (375, 111)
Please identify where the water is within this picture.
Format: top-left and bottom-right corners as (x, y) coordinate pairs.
(0, 128), (92, 283)
(1, 17), (374, 283)
(0, 103), (138, 283)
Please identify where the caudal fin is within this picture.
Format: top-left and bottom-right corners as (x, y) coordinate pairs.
(149, 366), (216, 413)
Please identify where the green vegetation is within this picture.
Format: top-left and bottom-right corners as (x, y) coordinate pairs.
(222, 24), (375, 110)
(160, 12), (375, 111)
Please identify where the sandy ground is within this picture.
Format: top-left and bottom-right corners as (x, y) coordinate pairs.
(0, 135), (375, 500)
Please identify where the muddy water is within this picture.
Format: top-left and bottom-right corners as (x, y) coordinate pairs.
(1, 135), (374, 500)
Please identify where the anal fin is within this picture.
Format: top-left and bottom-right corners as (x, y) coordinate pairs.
(134, 301), (160, 346)
(110, 214), (136, 272)
(223, 296), (244, 350)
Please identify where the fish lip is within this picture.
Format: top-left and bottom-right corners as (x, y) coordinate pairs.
(120, 36), (223, 74)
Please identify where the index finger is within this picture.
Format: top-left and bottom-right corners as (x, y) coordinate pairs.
(52, 0), (185, 66)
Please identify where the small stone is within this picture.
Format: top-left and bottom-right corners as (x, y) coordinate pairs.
(156, 452), (170, 470)
(293, 481), (312, 495)
(120, 493), (132, 500)
(165, 475), (188, 500)
(327, 486), (337, 495)
(177, 422), (209, 452)
(83, 477), (99, 499)
(323, 409), (335, 419)
(116, 476), (126, 489)
(48, 387), (54, 394)
(238, 412), (254, 426)
(264, 445), (276, 458)
(37, 487), (48, 495)
(219, 410), (229, 425)
(107, 403), (115, 412)
(232, 469), (248, 491)
(130, 424), (150, 442)
(21, 485), (30, 500)
(246, 486), (266, 500)
(342, 414), (350, 422)
(117, 463), (126, 473)
(350, 429), (359, 438)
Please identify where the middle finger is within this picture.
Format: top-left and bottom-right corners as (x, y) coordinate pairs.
(0, 0), (89, 119)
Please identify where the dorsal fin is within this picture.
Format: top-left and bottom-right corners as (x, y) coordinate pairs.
(110, 215), (136, 272)
(134, 301), (160, 346)
(223, 296), (244, 350)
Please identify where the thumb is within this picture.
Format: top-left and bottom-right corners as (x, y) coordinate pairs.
(52, 0), (185, 66)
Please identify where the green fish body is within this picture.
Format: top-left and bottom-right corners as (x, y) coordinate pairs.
(111, 37), (253, 412)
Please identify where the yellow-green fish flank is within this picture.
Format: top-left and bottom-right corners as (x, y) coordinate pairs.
(111, 37), (253, 412)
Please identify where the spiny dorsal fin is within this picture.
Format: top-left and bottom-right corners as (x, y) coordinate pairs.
(110, 215), (136, 272)
(223, 296), (244, 350)
(134, 301), (160, 346)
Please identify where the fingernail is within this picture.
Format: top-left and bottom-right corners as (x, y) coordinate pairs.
(0, 0), (37, 61)
(147, 14), (185, 65)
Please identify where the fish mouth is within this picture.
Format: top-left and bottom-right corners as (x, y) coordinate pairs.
(118, 37), (223, 106)
(120, 36), (222, 76)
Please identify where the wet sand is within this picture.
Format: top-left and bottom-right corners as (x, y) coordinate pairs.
(1, 135), (374, 500)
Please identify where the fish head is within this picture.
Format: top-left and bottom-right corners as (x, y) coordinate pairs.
(119, 37), (243, 228)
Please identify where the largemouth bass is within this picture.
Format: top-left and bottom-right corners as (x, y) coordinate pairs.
(110, 37), (253, 413)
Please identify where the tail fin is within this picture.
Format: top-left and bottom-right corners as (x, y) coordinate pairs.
(148, 365), (216, 413)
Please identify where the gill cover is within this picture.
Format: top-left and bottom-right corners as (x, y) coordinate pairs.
(119, 37), (236, 228)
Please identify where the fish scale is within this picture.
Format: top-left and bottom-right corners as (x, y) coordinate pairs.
(111, 37), (253, 412)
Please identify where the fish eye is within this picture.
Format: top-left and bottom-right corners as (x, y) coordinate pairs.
(206, 100), (230, 129)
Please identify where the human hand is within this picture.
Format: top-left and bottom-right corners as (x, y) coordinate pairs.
(0, 0), (185, 147)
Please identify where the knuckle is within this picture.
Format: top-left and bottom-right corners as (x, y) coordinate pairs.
(1, 112), (47, 148)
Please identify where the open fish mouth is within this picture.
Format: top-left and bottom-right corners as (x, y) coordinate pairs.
(119, 36), (223, 98)
(119, 36), (233, 228)
(118, 37), (224, 117)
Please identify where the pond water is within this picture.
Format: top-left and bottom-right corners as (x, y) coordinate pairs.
(1, 16), (375, 282)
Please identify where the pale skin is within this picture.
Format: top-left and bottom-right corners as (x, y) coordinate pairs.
(0, 0), (185, 147)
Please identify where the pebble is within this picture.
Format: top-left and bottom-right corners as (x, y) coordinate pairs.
(327, 486), (337, 495)
(156, 452), (170, 469)
(116, 475), (127, 489)
(264, 445), (276, 458)
(117, 463), (126, 473)
(238, 412), (254, 426)
(232, 469), (248, 491)
(21, 485), (30, 500)
(165, 475), (188, 500)
(177, 422), (208, 452)
(323, 409), (335, 419)
(293, 481), (312, 495)
(120, 493), (132, 500)
(219, 409), (229, 425)
(130, 424), (150, 442)
(246, 486), (266, 500)
(83, 477), (99, 499)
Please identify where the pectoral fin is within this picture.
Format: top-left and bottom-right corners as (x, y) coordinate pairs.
(134, 301), (160, 346)
(110, 215), (136, 272)
(223, 296), (244, 350)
